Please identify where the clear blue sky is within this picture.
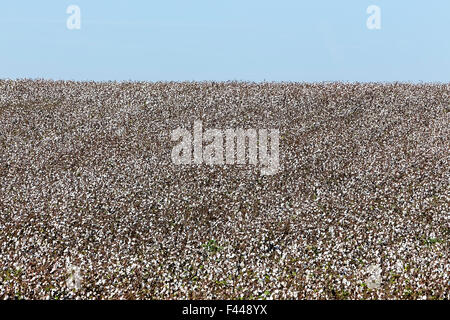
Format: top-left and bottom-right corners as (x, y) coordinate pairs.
(1, 1), (449, 82)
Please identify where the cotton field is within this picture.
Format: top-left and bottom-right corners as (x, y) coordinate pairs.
(0, 80), (448, 299)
